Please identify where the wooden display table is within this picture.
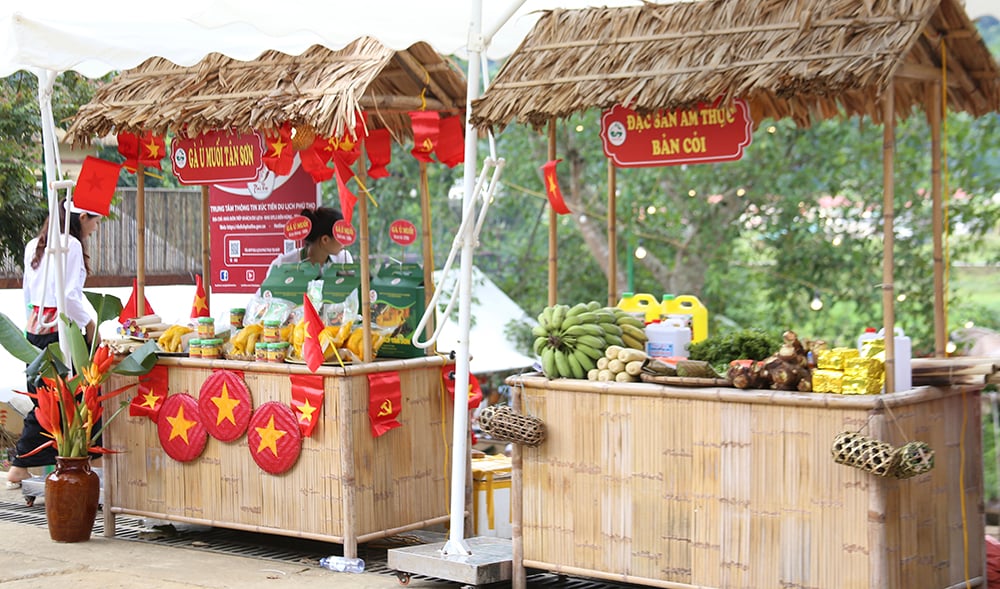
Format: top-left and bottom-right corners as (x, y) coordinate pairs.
(103, 355), (452, 558)
(507, 374), (985, 589)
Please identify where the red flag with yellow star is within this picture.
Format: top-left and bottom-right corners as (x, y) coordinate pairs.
(302, 294), (325, 372)
(541, 159), (571, 215)
(190, 274), (209, 319)
(263, 122), (294, 176)
(119, 277), (155, 323)
(289, 374), (324, 437)
(117, 130), (166, 172)
(408, 111), (439, 163)
(129, 364), (168, 422)
(441, 364), (483, 411)
(367, 371), (402, 437)
(74, 156), (120, 216)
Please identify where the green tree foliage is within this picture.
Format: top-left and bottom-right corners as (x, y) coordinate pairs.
(0, 71), (100, 266)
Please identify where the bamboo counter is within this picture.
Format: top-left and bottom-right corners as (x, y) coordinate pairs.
(506, 374), (985, 589)
(103, 355), (453, 559)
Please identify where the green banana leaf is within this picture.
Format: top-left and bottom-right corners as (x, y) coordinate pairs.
(0, 312), (40, 364)
(113, 341), (159, 375)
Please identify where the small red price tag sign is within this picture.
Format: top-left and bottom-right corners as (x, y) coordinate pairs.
(333, 219), (356, 245)
(389, 219), (417, 246)
(284, 215), (311, 240)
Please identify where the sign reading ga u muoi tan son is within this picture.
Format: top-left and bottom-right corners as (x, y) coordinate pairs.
(172, 130), (265, 185)
(600, 98), (753, 167)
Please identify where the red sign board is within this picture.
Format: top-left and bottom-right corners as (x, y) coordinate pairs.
(209, 164), (319, 294)
(389, 219), (417, 246)
(600, 99), (753, 167)
(333, 220), (356, 246)
(172, 130), (264, 185)
(284, 215), (311, 240)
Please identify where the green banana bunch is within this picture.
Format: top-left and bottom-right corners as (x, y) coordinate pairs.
(533, 300), (649, 379)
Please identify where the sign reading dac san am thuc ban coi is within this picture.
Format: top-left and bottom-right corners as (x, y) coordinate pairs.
(600, 98), (753, 167)
(171, 130), (264, 184)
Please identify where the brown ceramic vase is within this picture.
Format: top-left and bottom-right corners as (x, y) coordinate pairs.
(45, 456), (100, 542)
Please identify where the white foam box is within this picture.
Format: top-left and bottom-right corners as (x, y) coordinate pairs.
(471, 455), (512, 538)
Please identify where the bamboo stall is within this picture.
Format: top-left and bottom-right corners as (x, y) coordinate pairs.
(507, 374), (983, 589)
(66, 36), (470, 556)
(470, 0), (1000, 587)
(104, 356), (452, 550)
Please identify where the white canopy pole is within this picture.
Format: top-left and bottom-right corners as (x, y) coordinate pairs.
(35, 68), (72, 363)
(441, 0), (484, 557)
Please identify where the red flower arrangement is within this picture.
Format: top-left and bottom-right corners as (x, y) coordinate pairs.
(0, 292), (158, 458)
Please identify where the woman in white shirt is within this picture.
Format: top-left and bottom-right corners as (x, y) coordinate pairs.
(264, 206), (354, 279)
(7, 202), (102, 487)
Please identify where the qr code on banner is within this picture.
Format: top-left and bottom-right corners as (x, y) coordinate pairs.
(229, 240), (241, 258)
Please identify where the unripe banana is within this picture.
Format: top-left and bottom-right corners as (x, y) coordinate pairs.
(616, 315), (646, 330)
(622, 334), (646, 351)
(565, 324), (605, 339)
(602, 323), (623, 337)
(541, 346), (558, 379)
(575, 342), (603, 361)
(564, 302), (590, 318)
(620, 324), (648, 342)
(553, 348), (571, 379)
(574, 349), (596, 372)
(531, 324), (549, 338)
(565, 351), (584, 379)
(575, 334), (607, 351)
(533, 337), (547, 356)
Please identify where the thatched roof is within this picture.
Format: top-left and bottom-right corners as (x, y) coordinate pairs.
(471, 0), (1000, 130)
(67, 37), (466, 143)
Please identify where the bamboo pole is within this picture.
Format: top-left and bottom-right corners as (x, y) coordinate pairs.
(136, 163), (146, 316)
(339, 380), (358, 559)
(418, 160), (436, 354)
(929, 82), (946, 356)
(512, 383), (526, 589)
(357, 158), (373, 362)
(607, 160), (617, 306)
(547, 120), (557, 306)
(201, 185), (211, 311)
(882, 86), (897, 392)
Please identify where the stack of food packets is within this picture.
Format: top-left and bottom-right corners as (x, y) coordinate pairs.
(813, 343), (885, 394)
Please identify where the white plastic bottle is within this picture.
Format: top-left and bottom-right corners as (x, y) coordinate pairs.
(319, 556), (366, 573)
(645, 316), (691, 359)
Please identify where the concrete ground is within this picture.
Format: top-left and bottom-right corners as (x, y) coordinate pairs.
(0, 474), (465, 589)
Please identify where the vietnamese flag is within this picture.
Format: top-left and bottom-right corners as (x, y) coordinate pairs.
(367, 371), (402, 437)
(118, 130), (166, 172)
(190, 274), (209, 319)
(541, 159), (571, 215)
(408, 111), (439, 163)
(441, 364), (483, 411)
(302, 294), (325, 373)
(130, 364), (168, 422)
(74, 156), (120, 216)
(333, 154), (358, 225)
(289, 374), (324, 437)
(263, 122), (294, 176)
(119, 277), (155, 323)
(365, 128), (392, 179)
(434, 116), (464, 168)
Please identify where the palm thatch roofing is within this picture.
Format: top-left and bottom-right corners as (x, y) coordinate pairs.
(471, 0), (1000, 130)
(67, 37), (467, 143)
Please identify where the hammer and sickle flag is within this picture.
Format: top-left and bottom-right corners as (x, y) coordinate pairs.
(541, 159), (571, 215)
(367, 371), (402, 437)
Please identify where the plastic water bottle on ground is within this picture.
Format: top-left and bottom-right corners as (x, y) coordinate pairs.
(319, 556), (365, 573)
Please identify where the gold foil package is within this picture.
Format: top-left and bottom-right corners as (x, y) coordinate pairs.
(816, 347), (860, 371)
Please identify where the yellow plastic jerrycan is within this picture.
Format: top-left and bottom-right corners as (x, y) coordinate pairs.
(662, 295), (709, 343)
(616, 292), (661, 324)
